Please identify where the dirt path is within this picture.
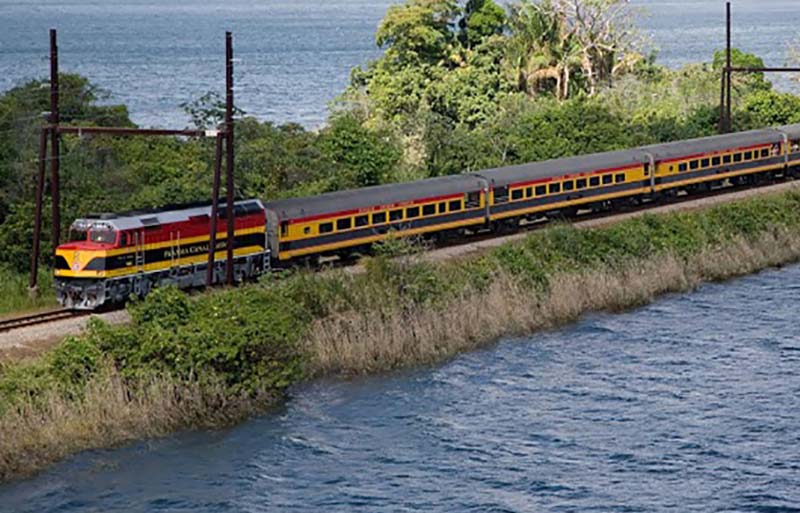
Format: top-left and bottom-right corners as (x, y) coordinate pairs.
(1, 180), (797, 360)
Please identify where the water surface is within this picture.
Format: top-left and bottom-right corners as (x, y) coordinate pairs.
(2, 0), (799, 127)
(2, 264), (799, 511)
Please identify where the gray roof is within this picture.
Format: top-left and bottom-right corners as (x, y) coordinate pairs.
(475, 148), (648, 187)
(72, 200), (264, 232)
(640, 128), (783, 160)
(263, 174), (487, 220)
(777, 123), (800, 140)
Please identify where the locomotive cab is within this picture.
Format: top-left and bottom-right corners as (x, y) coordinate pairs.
(54, 219), (122, 309)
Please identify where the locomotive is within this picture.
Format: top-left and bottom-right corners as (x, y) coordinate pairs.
(55, 123), (800, 309)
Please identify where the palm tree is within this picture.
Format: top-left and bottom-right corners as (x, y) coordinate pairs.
(504, 0), (581, 100)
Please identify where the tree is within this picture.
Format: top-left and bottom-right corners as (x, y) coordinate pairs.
(319, 114), (403, 188)
(712, 48), (771, 92)
(461, 0), (507, 48)
(560, 0), (643, 94)
(180, 91), (245, 130)
(375, 0), (460, 67)
(505, 0), (564, 98)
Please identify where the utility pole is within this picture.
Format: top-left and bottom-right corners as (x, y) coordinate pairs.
(725, 1), (732, 133)
(206, 132), (224, 286)
(50, 28), (61, 247)
(225, 31), (235, 286)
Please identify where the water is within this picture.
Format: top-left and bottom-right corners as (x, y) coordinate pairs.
(2, 0), (800, 128)
(2, 264), (800, 511)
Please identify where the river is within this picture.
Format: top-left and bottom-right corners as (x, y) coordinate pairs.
(1, 0), (799, 128)
(2, 264), (799, 511)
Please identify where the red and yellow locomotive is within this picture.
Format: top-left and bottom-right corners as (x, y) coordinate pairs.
(54, 200), (269, 309)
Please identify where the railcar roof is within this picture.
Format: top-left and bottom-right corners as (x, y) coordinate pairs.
(263, 174), (486, 220)
(640, 128), (783, 159)
(476, 148), (649, 187)
(777, 123), (800, 140)
(73, 199), (264, 231)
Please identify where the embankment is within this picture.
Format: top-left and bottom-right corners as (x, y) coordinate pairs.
(2, 188), (800, 482)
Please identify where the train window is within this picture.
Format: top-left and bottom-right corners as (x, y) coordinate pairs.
(701, 158), (709, 168)
(615, 173), (626, 183)
(589, 176), (600, 187)
(494, 186), (509, 203)
(320, 222), (333, 234)
(304, 227), (312, 235)
(723, 154), (732, 164)
(712, 156), (721, 166)
(511, 189), (523, 200)
(535, 185), (547, 196)
(119, 233), (127, 246)
(733, 153), (742, 163)
(690, 160), (699, 170)
(576, 178), (587, 189)
(355, 215), (369, 227)
(336, 218), (352, 231)
(549, 183), (561, 194)
(744, 151), (752, 160)
(526, 187), (533, 198)
(448, 200), (462, 212)
(280, 221), (289, 237)
(372, 212), (386, 224)
(602, 174), (613, 185)
(761, 148), (770, 158)
(389, 209), (403, 222)
(422, 204), (436, 216)
(406, 206), (420, 219)
(678, 163), (687, 172)
(466, 192), (480, 207)
(563, 181), (574, 192)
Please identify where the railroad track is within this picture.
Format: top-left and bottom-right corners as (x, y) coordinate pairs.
(2, 178), (796, 338)
(0, 309), (90, 334)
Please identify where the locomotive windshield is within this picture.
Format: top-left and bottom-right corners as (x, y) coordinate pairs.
(89, 229), (117, 244)
(68, 229), (87, 242)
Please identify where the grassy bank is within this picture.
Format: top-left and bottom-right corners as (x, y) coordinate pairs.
(2, 189), (800, 481)
(0, 267), (56, 316)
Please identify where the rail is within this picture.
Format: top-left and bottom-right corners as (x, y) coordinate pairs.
(0, 309), (90, 334)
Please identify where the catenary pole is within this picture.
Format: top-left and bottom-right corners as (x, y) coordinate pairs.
(29, 128), (49, 292)
(725, 2), (732, 133)
(206, 132), (224, 286)
(50, 28), (61, 247)
(225, 31), (235, 286)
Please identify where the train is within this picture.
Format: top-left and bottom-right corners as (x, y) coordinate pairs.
(54, 123), (800, 309)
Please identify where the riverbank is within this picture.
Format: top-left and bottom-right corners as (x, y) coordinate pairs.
(2, 188), (800, 482)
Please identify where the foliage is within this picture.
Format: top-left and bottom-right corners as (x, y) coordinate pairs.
(180, 91), (245, 130)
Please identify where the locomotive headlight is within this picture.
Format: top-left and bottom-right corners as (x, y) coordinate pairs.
(72, 251), (81, 272)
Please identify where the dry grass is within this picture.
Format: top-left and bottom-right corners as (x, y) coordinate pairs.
(305, 227), (800, 375)
(0, 367), (273, 482)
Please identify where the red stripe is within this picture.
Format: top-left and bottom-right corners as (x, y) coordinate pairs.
(509, 165), (641, 188)
(287, 192), (465, 224)
(660, 143), (771, 164)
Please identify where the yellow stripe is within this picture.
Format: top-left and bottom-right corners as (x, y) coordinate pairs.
(654, 163), (783, 191)
(492, 187), (651, 221)
(279, 217), (483, 259)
